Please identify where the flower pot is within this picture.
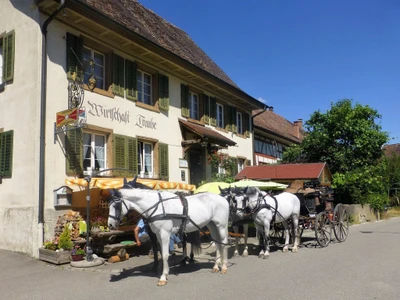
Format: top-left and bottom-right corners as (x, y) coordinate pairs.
(39, 248), (71, 265)
(71, 254), (85, 261)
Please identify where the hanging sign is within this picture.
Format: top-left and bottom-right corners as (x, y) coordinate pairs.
(56, 108), (79, 127)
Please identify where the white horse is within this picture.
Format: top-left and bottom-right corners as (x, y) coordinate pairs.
(107, 178), (230, 286)
(219, 186), (250, 257)
(233, 186), (301, 259)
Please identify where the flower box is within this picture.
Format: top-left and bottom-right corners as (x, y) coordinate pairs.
(39, 248), (71, 265)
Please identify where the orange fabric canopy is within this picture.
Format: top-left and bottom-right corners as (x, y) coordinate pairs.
(65, 177), (196, 191)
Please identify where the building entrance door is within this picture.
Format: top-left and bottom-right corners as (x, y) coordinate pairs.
(188, 148), (205, 188)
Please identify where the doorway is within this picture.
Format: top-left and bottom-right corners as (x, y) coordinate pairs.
(188, 148), (205, 188)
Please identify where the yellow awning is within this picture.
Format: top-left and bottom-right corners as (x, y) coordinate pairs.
(65, 177), (196, 192)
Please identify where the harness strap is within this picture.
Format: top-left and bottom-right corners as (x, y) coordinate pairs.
(176, 192), (189, 237)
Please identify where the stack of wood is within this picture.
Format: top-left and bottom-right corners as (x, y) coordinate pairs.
(54, 210), (84, 241)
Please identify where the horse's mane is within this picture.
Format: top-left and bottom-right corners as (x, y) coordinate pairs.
(245, 186), (260, 197)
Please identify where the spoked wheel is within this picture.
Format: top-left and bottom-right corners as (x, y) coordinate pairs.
(315, 211), (331, 248)
(270, 223), (284, 245)
(333, 204), (349, 242)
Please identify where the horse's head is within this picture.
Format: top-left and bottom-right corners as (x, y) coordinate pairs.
(107, 188), (129, 229)
(228, 186), (251, 217)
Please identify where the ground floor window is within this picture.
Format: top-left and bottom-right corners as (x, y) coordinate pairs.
(138, 141), (153, 178)
(83, 132), (106, 173)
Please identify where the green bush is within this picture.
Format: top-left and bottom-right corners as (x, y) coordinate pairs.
(58, 225), (73, 250)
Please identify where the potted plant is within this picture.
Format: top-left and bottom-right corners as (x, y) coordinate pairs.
(70, 246), (86, 261)
(91, 216), (108, 233)
(39, 225), (73, 265)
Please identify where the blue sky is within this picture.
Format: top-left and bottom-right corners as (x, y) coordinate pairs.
(140, 0), (400, 144)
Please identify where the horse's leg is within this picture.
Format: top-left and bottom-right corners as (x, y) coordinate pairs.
(256, 224), (265, 258)
(148, 226), (159, 270)
(261, 221), (271, 259)
(242, 224), (249, 257)
(156, 231), (171, 286)
(233, 225), (240, 257)
(282, 221), (290, 253)
(292, 214), (300, 253)
(181, 234), (188, 265)
(207, 222), (228, 274)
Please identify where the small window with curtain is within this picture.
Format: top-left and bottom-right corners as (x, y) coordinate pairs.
(138, 141), (154, 178)
(83, 132), (106, 174)
(189, 92), (199, 120)
(216, 103), (224, 128)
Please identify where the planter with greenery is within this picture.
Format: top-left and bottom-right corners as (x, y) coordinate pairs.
(39, 225), (74, 265)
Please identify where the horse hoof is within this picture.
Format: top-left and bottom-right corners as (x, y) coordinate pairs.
(242, 252), (248, 258)
(282, 248), (289, 253)
(212, 267), (219, 273)
(263, 255), (269, 259)
(292, 247), (299, 253)
(233, 252), (239, 258)
(157, 280), (167, 286)
(221, 268), (227, 274)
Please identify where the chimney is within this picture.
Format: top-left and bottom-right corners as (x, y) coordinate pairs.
(298, 118), (303, 130)
(268, 106), (274, 112)
(293, 121), (299, 138)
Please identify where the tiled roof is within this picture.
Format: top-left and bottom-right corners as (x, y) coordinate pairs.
(253, 109), (305, 143)
(77, 0), (238, 88)
(179, 119), (236, 147)
(383, 144), (400, 157)
(235, 163), (327, 180)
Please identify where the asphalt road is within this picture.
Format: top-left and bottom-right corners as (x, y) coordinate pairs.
(1, 218), (399, 300)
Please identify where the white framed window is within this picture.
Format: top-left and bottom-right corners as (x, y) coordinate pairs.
(237, 112), (243, 134)
(238, 158), (245, 173)
(83, 47), (105, 89)
(137, 70), (152, 105)
(189, 92), (199, 120)
(83, 133), (106, 173)
(216, 103), (224, 128)
(138, 141), (153, 178)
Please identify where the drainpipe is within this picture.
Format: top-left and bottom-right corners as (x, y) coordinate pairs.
(251, 106), (268, 166)
(38, 0), (67, 246)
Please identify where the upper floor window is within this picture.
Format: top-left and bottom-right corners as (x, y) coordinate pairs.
(216, 103), (224, 128)
(138, 141), (153, 178)
(0, 30), (15, 88)
(189, 92), (199, 120)
(83, 47), (105, 90)
(83, 132), (106, 174)
(137, 70), (152, 105)
(237, 112), (243, 134)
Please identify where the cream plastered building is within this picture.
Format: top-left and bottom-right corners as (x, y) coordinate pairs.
(0, 0), (264, 257)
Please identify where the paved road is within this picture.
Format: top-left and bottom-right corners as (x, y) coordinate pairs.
(1, 218), (399, 300)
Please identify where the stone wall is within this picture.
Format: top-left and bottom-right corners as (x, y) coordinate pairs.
(343, 204), (378, 224)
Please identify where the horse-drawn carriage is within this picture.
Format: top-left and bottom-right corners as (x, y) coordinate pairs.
(270, 181), (350, 248)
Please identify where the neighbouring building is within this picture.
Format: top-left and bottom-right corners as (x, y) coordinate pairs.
(235, 162), (333, 186)
(0, 0), (264, 256)
(252, 107), (305, 165)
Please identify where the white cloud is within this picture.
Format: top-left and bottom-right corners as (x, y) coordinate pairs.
(258, 97), (268, 104)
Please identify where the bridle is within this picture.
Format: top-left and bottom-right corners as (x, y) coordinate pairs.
(108, 194), (130, 227)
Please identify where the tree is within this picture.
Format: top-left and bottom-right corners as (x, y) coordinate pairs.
(283, 99), (390, 209)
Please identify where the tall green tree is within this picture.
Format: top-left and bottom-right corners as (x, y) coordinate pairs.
(283, 99), (390, 209)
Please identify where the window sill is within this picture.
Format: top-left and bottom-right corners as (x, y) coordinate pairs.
(83, 84), (114, 98)
(235, 133), (247, 139)
(187, 118), (204, 126)
(216, 127), (228, 133)
(136, 101), (160, 113)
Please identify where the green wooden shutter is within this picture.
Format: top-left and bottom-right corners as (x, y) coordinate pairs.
(3, 31), (15, 82)
(210, 97), (217, 126)
(245, 159), (251, 167)
(159, 75), (170, 111)
(112, 54), (125, 97)
(244, 113), (251, 137)
(66, 32), (83, 81)
(125, 59), (138, 101)
(225, 105), (231, 131)
(65, 127), (83, 175)
(181, 84), (189, 117)
(127, 136), (138, 176)
(203, 95), (210, 124)
(113, 134), (126, 176)
(231, 106), (237, 133)
(159, 143), (169, 180)
(0, 130), (13, 178)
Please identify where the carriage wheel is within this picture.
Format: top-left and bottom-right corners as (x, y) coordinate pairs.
(270, 223), (284, 245)
(333, 204), (349, 242)
(315, 211), (331, 248)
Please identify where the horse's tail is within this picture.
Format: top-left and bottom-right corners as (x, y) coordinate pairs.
(185, 231), (202, 255)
